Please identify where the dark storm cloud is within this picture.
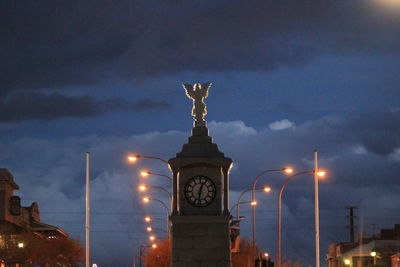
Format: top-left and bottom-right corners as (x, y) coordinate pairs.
(0, 93), (171, 122)
(1, 0), (399, 91)
(350, 109), (400, 155)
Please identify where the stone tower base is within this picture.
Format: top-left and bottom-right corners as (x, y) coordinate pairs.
(171, 215), (232, 267)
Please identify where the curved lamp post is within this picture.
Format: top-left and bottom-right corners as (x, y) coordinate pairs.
(143, 196), (171, 238)
(251, 167), (293, 245)
(139, 184), (172, 211)
(231, 186), (272, 220)
(277, 169), (326, 267)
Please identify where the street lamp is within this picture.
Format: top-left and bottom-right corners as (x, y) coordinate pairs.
(276, 169), (326, 267)
(138, 184), (172, 200)
(142, 196), (171, 238)
(370, 251), (377, 265)
(127, 154), (169, 165)
(251, 167), (293, 245)
(140, 170), (172, 182)
(146, 226), (167, 234)
(144, 216), (164, 223)
(231, 186), (272, 220)
(17, 242), (24, 248)
(138, 184), (172, 210)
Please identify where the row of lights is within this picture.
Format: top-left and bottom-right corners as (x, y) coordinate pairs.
(127, 155), (172, 251)
(127, 153), (327, 266)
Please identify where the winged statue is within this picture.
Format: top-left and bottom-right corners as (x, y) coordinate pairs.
(183, 82), (212, 127)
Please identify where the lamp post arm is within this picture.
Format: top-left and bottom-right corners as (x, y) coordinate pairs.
(149, 186), (172, 201)
(151, 172), (173, 181)
(149, 227), (167, 234)
(237, 188), (252, 219)
(137, 155), (169, 165)
(230, 201), (252, 217)
(251, 169), (281, 201)
(149, 197), (170, 238)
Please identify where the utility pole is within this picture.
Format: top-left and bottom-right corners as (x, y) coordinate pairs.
(345, 206), (358, 243)
(371, 223), (377, 237)
(86, 152), (90, 267)
(314, 150), (320, 267)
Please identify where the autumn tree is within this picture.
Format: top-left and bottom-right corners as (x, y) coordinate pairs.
(0, 224), (84, 267)
(232, 238), (262, 267)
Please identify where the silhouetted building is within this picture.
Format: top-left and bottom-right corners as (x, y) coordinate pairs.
(327, 225), (400, 267)
(0, 168), (68, 266)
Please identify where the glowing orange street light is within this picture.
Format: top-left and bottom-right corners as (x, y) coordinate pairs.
(146, 227), (153, 232)
(263, 186), (271, 192)
(139, 170), (172, 181)
(316, 170), (326, 177)
(137, 184), (172, 204)
(149, 235), (156, 241)
(126, 154), (168, 165)
(264, 253), (269, 258)
(152, 243), (157, 248)
(140, 170), (151, 177)
(143, 197), (150, 203)
(231, 185), (273, 220)
(138, 185), (147, 191)
(250, 201), (257, 206)
(18, 242), (24, 248)
(284, 168), (293, 174)
(144, 216), (151, 222)
(127, 155), (139, 162)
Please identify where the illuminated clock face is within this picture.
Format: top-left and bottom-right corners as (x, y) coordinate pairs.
(184, 176), (216, 207)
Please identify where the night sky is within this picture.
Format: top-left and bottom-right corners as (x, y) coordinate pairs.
(1, 0), (400, 266)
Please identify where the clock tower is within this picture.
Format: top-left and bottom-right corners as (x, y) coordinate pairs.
(169, 82), (233, 267)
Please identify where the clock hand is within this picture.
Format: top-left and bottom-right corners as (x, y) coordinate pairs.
(198, 184), (204, 199)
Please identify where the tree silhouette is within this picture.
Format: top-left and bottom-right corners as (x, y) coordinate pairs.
(0, 224), (84, 266)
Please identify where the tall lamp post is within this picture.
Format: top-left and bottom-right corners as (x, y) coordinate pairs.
(251, 168), (293, 245)
(143, 197), (171, 238)
(276, 167), (326, 267)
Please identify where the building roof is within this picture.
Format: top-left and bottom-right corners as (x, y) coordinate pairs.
(30, 220), (69, 238)
(339, 240), (400, 258)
